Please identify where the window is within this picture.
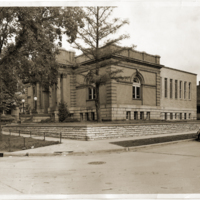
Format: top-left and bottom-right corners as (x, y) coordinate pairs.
(184, 82), (187, 99)
(85, 113), (89, 121)
(184, 113), (187, 120)
(88, 87), (96, 100)
(189, 82), (191, 99)
(170, 79), (173, 99)
(147, 112), (150, 120)
(175, 80), (178, 99)
(164, 78), (167, 98)
(126, 111), (131, 120)
(175, 113), (177, 119)
(198, 106), (200, 113)
(132, 78), (141, 99)
(134, 111), (138, 120)
(33, 85), (36, 96)
(189, 113), (191, 119)
(80, 113), (83, 121)
(165, 113), (167, 120)
(180, 113), (182, 120)
(91, 112), (95, 121)
(170, 113), (173, 120)
(179, 81), (182, 98)
(140, 112), (144, 120)
(69, 113), (74, 118)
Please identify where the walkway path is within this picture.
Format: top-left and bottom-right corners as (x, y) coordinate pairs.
(1, 130), (196, 156)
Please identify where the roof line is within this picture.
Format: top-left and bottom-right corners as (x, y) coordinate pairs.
(163, 66), (197, 75)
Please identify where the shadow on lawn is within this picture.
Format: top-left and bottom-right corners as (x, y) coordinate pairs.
(110, 133), (197, 147)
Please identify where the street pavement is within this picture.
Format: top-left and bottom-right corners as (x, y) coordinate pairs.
(1, 130), (197, 156)
(1, 140), (200, 195)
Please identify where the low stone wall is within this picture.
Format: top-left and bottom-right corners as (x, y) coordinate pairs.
(2, 122), (200, 141)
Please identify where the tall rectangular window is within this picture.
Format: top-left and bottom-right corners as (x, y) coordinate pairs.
(170, 79), (173, 98)
(91, 112), (95, 120)
(184, 82), (187, 99)
(164, 78), (167, 98)
(140, 112), (144, 120)
(126, 111), (131, 120)
(88, 87), (96, 100)
(189, 82), (191, 99)
(179, 81), (182, 98)
(175, 80), (178, 99)
(132, 79), (141, 99)
(134, 111), (138, 120)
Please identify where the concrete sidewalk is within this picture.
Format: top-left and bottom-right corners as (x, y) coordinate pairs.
(1, 130), (197, 157)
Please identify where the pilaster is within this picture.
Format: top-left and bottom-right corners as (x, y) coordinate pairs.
(56, 76), (61, 109)
(106, 80), (117, 120)
(156, 72), (161, 106)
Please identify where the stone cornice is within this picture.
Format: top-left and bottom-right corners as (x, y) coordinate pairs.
(74, 55), (163, 70)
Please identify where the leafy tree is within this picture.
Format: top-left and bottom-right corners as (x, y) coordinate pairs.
(0, 7), (84, 121)
(58, 102), (69, 122)
(72, 7), (134, 122)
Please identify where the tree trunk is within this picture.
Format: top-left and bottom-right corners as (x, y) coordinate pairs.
(95, 83), (101, 122)
(95, 6), (101, 122)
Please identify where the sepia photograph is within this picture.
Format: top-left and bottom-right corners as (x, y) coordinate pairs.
(0, 0), (200, 199)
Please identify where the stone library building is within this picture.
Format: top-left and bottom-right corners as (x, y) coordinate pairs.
(25, 45), (197, 121)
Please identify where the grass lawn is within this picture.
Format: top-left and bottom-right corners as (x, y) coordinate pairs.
(110, 133), (197, 147)
(0, 134), (59, 152)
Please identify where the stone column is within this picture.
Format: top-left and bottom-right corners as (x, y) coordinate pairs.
(138, 112), (140, 120)
(36, 83), (40, 113)
(48, 86), (52, 113)
(167, 113), (170, 120)
(30, 85), (34, 112)
(161, 112), (165, 120)
(62, 73), (67, 103)
(40, 86), (44, 113)
(56, 75), (61, 109)
(54, 75), (61, 122)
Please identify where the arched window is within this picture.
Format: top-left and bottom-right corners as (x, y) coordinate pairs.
(132, 77), (141, 99)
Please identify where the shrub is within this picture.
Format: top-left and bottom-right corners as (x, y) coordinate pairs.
(57, 102), (69, 122)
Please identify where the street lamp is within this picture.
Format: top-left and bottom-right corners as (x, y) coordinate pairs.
(22, 99), (25, 114)
(34, 97), (37, 113)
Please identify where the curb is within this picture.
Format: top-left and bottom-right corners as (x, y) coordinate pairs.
(1, 138), (195, 157)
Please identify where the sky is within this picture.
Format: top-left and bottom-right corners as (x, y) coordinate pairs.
(2, 0), (200, 83)
(61, 1), (200, 84)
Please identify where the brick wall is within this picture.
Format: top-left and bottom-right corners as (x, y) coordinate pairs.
(2, 122), (199, 141)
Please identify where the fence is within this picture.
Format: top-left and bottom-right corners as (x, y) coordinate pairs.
(0, 128), (62, 152)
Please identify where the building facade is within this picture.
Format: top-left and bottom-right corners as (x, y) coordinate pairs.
(25, 45), (197, 121)
(197, 82), (200, 120)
